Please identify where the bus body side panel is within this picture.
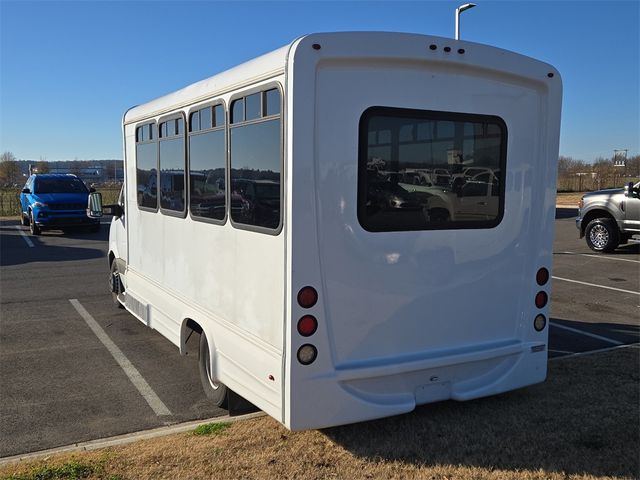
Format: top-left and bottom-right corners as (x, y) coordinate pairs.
(121, 80), (286, 420)
(285, 33), (561, 430)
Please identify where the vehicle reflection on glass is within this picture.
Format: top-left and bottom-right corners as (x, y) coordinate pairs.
(232, 177), (280, 229)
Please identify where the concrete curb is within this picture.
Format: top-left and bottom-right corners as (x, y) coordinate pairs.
(0, 411), (265, 466)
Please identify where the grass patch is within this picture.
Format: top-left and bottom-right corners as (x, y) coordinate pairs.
(192, 422), (230, 436)
(1, 347), (638, 480)
(2, 459), (95, 480)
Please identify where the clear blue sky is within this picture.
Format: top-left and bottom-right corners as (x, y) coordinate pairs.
(1, 0), (638, 162)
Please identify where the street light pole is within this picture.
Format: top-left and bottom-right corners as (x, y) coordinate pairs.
(455, 3), (476, 40)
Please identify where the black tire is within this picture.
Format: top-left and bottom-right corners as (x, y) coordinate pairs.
(29, 212), (41, 235)
(21, 214), (29, 227)
(199, 333), (228, 409)
(585, 217), (619, 253)
(109, 260), (126, 309)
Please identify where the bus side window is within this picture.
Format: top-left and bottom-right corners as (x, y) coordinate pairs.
(189, 102), (226, 222)
(230, 87), (282, 231)
(136, 122), (158, 210)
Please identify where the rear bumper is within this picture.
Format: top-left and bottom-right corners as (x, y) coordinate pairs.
(287, 340), (547, 430)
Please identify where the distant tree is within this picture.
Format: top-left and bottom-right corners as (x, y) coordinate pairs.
(35, 160), (50, 174)
(70, 161), (83, 177)
(626, 155), (640, 179)
(0, 151), (21, 185)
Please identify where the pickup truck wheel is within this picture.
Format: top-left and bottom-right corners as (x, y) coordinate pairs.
(585, 218), (619, 253)
(199, 333), (228, 409)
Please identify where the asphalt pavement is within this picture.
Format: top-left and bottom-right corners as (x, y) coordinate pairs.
(0, 211), (638, 457)
(0, 222), (223, 457)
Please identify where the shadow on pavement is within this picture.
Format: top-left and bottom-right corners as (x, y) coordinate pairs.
(555, 207), (578, 219)
(0, 221), (106, 267)
(322, 347), (639, 478)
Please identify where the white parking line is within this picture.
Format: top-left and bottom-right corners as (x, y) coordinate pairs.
(14, 226), (34, 248)
(549, 321), (624, 346)
(548, 348), (574, 355)
(69, 299), (172, 416)
(558, 251), (640, 264)
(552, 276), (640, 296)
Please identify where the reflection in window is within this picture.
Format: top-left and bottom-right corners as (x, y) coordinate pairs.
(159, 117), (185, 212)
(189, 129), (226, 221)
(136, 123), (158, 209)
(230, 88), (281, 230)
(359, 107), (506, 232)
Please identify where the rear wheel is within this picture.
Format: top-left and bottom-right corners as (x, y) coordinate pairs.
(199, 333), (228, 409)
(585, 217), (619, 253)
(29, 212), (41, 235)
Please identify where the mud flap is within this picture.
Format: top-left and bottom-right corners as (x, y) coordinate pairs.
(227, 390), (259, 416)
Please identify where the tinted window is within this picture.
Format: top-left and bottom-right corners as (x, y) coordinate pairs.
(245, 93), (261, 121)
(189, 128), (226, 221)
(231, 98), (244, 124)
(136, 122), (158, 209)
(190, 111), (200, 132)
(199, 107), (212, 130)
(214, 104), (225, 127)
(359, 107), (506, 232)
(230, 96), (281, 230)
(159, 117), (185, 213)
(264, 89), (280, 116)
(35, 177), (88, 194)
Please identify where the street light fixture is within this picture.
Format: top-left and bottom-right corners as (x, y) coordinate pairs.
(455, 3), (476, 40)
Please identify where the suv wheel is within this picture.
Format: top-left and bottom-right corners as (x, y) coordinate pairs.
(29, 212), (41, 236)
(585, 218), (619, 253)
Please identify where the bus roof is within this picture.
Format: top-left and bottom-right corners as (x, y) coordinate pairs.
(124, 43), (291, 125)
(124, 31), (559, 126)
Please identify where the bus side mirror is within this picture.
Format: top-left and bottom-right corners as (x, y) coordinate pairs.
(87, 192), (103, 218)
(105, 203), (124, 218)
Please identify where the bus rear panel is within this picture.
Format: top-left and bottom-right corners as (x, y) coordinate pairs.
(285, 33), (561, 430)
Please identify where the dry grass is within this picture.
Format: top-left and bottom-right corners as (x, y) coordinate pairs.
(2, 347), (638, 480)
(556, 192), (586, 207)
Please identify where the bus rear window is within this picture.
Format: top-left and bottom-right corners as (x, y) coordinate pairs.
(358, 107), (507, 232)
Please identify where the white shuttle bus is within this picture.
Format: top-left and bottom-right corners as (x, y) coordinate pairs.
(89, 32), (562, 430)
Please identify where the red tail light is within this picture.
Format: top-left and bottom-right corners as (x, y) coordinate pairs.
(297, 315), (318, 337)
(535, 291), (548, 309)
(297, 286), (318, 309)
(536, 268), (549, 286)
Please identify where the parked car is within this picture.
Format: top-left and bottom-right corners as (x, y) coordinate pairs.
(19, 174), (100, 235)
(576, 182), (640, 252)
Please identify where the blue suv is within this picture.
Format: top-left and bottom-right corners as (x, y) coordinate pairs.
(20, 174), (100, 235)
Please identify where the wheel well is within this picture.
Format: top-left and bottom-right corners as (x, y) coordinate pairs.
(580, 209), (615, 235)
(108, 251), (115, 268)
(180, 318), (203, 356)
